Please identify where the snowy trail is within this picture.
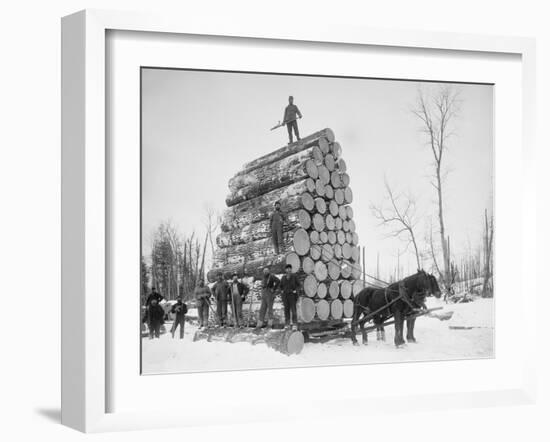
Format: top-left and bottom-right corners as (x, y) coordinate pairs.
(142, 298), (494, 374)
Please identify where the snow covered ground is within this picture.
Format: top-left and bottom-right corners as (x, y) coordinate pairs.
(141, 298), (494, 375)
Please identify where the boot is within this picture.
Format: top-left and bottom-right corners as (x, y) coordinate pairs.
(267, 319), (273, 329)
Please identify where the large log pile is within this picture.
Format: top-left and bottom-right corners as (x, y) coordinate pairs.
(208, 129), (365, 326)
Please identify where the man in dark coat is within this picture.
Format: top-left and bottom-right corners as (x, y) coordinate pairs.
(279, 264), (300, 329)
(270, 201), (287, 255)
(211, 272), (231, 326)
(229, 273), (249, 327)
(283, 95), (302, 144)
(170, 296), (188, 339)
(256, 267), (280, 329)
(194, 279), (212, 329)
(145, 287), (164, 306)
(146, 298), (165, 339)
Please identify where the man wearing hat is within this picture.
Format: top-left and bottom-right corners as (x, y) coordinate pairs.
(279, 264), (300, 329)
(211, 272), (231, 326)
(282, 95), (302, 144)
(256, 267), (280, 329)
(194, 279), (212, 329)
(270, 201), (287, 255)
(145, 286), (164, 306)
(170, 296), (188, 339)
(229, 273), (250, 327)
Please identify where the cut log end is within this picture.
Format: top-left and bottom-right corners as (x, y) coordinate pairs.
(293, 228), (311, 256)
(304, 275), (318, 298)
(286, 252), (301, 273)
(330, 299), (344, 320)
(316, 299), (330, 320)
(298, 297), (315, 322)
(343, 299), (354, 318)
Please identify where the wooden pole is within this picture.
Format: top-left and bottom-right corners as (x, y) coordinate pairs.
(362, 246), (366, 285)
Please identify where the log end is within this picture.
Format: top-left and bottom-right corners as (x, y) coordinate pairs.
(286, 330), (305, 355)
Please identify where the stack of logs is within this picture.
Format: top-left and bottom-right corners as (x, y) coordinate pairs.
(207, 129), (365, 325)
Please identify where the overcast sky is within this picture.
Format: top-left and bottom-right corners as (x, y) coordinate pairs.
(141, 68), (493, 280)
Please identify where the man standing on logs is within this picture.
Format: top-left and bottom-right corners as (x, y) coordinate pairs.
(230, 273), (249, 328)
(256, 267), (280, 329)
(212, 272), (231, 327)
(194, 279), (212, 329)
(283, 95), (302, 144)
(270, 201), (287, 255)
(279, 264), (300, 330)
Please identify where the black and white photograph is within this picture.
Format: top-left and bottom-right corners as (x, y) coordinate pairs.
(140, 68), (494, 374)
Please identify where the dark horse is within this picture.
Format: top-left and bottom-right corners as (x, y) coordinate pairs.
(350, 270), (441, 347)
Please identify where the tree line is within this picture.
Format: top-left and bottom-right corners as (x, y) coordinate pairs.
(141, 208), (220, 303)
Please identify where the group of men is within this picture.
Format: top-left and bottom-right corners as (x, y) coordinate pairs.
(142, 263), (300, 341)
(142, 96), (303, 338)
(193, 264), (301, 330)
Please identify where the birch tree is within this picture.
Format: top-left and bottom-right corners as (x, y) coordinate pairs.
(412, 85), (460, 291)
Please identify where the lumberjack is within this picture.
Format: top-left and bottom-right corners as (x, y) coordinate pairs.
(170, 296), (188, 339)
(270, 201), (287, 255)
(256, 267), (280, 329)
(279, 264), (300, 329)
(211, 272), (231, 327)
(230, 273), (249, 327)
(283, 95), (302, 144)
(194, 279), (212, 329)
(145, 286), (164, 306)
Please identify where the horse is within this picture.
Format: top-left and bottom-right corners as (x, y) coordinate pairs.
(350, 270), (441, 347)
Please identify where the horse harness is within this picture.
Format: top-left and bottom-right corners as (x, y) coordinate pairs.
(354, 284), (423, 325)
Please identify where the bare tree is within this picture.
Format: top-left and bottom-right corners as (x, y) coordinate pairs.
(412, 84), (460, 291)
(482, 209), (494, 297)
(203, 204), (221, 263)
(198, 230), (209, 283)
(371, 179), (422, 269)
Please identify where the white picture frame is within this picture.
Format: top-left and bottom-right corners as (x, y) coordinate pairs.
(61, 9), (537, 433)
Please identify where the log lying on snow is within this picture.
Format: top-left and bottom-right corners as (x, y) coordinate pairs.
(193, 328), (305, 356)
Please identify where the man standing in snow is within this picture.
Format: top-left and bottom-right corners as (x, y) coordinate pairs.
(146, 298), (165, 339)
(256, 267), (280, 329)
(211, 272), (231, 326)
(194, 279), (211, 329)
(230, 273), (249, 327)
(170, 296), (188, 339)
(279, 264), (300, 329)
(283, 95), (302, 144)
(145, 286), (164, 306)
(270, 201), (287, 255)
